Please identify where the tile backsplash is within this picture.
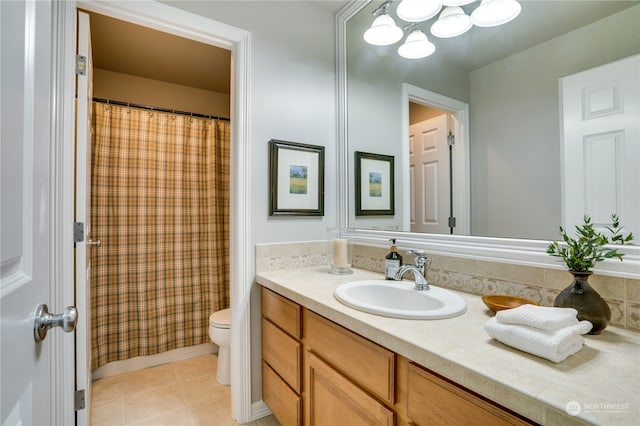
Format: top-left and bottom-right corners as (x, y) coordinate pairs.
(255, 241), (640, 331)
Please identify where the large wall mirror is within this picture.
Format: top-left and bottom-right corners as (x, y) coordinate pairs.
(337, 1), (639, 276)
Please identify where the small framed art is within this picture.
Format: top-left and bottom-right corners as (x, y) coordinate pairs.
(355, 151), (394, 216)
(269, 139), (325, 216)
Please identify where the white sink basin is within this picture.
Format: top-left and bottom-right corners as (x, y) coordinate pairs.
(335, 280), (466, 320)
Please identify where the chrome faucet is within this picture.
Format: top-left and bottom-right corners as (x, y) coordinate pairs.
(394, 250), (431, 291)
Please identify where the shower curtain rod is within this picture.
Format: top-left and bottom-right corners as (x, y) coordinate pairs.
(92, 97), (230, 121)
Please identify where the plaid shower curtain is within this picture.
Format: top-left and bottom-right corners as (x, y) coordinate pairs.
(90, 102), (230, 369)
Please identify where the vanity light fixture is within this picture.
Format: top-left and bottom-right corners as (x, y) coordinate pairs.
(363, 1), (404, 46)
(430, 6), (473, 38)
(396, 0), (442, 23)
(363, 0), (522, 59)
(471, 0), (522, 27)
(398, 28), (436, 59)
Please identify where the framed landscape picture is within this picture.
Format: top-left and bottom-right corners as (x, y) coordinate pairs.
(269, 139), (325, 216)
(355, 151), (394, 216)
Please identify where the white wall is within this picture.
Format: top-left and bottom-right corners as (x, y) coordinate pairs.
(469, 5), (640, 239)
(162, 0), (337, 404)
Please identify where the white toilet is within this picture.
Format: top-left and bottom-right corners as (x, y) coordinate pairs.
(209, 308), (231, 385)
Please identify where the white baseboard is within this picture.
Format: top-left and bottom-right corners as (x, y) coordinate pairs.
(251, 400), (272, 421)
(92, 343), (217, 380)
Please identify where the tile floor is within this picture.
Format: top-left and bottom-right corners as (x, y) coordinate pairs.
(90, 354), (280, 426)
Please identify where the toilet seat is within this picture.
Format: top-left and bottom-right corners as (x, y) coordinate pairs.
(209, 308), (231, 329)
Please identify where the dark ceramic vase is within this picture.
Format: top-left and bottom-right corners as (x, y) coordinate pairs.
(554, 271), (611, 334)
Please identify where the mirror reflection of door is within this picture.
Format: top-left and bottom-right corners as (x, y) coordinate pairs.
(409, 102), (453, 234)
(560, 55), (640, 238)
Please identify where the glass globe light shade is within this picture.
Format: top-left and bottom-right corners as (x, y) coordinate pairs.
(396, 0), (442, 23)
(431, 6), (473, 38)
(398, 30), (436, 59)
(471, 0), (521, 27)
(364, 13), (404, 45)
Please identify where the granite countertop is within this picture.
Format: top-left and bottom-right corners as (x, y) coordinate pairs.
(256, 267), (640, 426)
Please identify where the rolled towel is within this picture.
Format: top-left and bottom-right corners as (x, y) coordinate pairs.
(484, 317), (593, 363)
(496, 304), (579, 331)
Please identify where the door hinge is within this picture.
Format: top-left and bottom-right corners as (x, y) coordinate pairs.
(74, 222), (85, 243)
(74, 389), (86, 411)
(448, 217), (457, 228)
(447, 133), (455, 146)
(76, 55), (87, 76)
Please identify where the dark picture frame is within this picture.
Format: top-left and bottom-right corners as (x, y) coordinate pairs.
(269, 139), (325, 216)
(355, 151), (395, 216)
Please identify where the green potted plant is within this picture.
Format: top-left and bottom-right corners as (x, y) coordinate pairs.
(547, 214), (633, 334)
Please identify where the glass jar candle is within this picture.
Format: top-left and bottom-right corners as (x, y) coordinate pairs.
(327, 228), (353, 275)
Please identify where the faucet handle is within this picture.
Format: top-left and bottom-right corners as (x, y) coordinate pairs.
(408, 250), (428, 267)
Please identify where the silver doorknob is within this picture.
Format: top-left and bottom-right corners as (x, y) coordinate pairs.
(33, 304), (78, 343)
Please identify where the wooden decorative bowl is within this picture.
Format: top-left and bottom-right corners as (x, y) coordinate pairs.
(482, 295), (539, 312)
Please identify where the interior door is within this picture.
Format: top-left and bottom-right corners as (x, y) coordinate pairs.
(560, 55), (640, 237)
(409, 114), (451, 234)
(1, 1), (56, 424)
(75, 10), (94, 425)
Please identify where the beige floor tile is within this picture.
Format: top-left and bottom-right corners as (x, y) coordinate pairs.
(90, 398), (125, 426)
(120, 362), (178, 396)
(124, 384), (185, 424)
(92, 375), (124, 404)
(127, 407), (192, 426)
(179, 375), (229, 407)
(256, 415), (281, 426)
(174, 354), (217, 382)
(188, 399), (236, 426)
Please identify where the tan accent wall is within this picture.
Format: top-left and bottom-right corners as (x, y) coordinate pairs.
(409, 102), (447, 125)
(93, 68), (230, 118)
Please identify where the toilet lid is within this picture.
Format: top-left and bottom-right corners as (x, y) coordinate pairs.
(210, 308), (231, 328)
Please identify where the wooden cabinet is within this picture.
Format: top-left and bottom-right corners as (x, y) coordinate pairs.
(260, 286), (533, 426)
(261, 288), (302, 426)
(404, 361), (533, 426)
(305, 351), (394, 426)
(304, 310), (395, 406)
(263, 361), (301, 426)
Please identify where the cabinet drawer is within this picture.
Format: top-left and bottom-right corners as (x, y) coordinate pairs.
(407, 363), (533, 426)
(262, 287), (302, 339)
(305, 351), (394, 426)
(262, 318), (302, 393)
(304, 309), (395, 405)
(263, 361), (302, 426)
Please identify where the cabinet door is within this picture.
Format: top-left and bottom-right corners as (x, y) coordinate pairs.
(304, 310), (395, 405)
(263, 361), (302, 426)
(262, 287), (302, 339)
(262, 318), (302, 393)
(305, 351), (395, 426)
(406, 363), (532, 426)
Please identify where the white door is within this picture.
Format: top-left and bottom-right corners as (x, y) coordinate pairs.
(560, 55), (640, 237)
(75, 10), (94, 425)
(1, 1), (68, 424)
(409, 115), (451, 234)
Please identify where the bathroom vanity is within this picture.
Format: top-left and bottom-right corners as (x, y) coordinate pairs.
(257, 267), (640, 426)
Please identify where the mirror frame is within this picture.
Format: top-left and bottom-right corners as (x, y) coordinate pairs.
(336, 1), (639, 279)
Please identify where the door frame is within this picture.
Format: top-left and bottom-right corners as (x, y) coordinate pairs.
(55, 0), (254, 423)
(401, 84), (470, 235)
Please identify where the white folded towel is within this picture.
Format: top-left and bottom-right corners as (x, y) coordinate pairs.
(495, 304), (579, 331)
(484, 317), (593, 363)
